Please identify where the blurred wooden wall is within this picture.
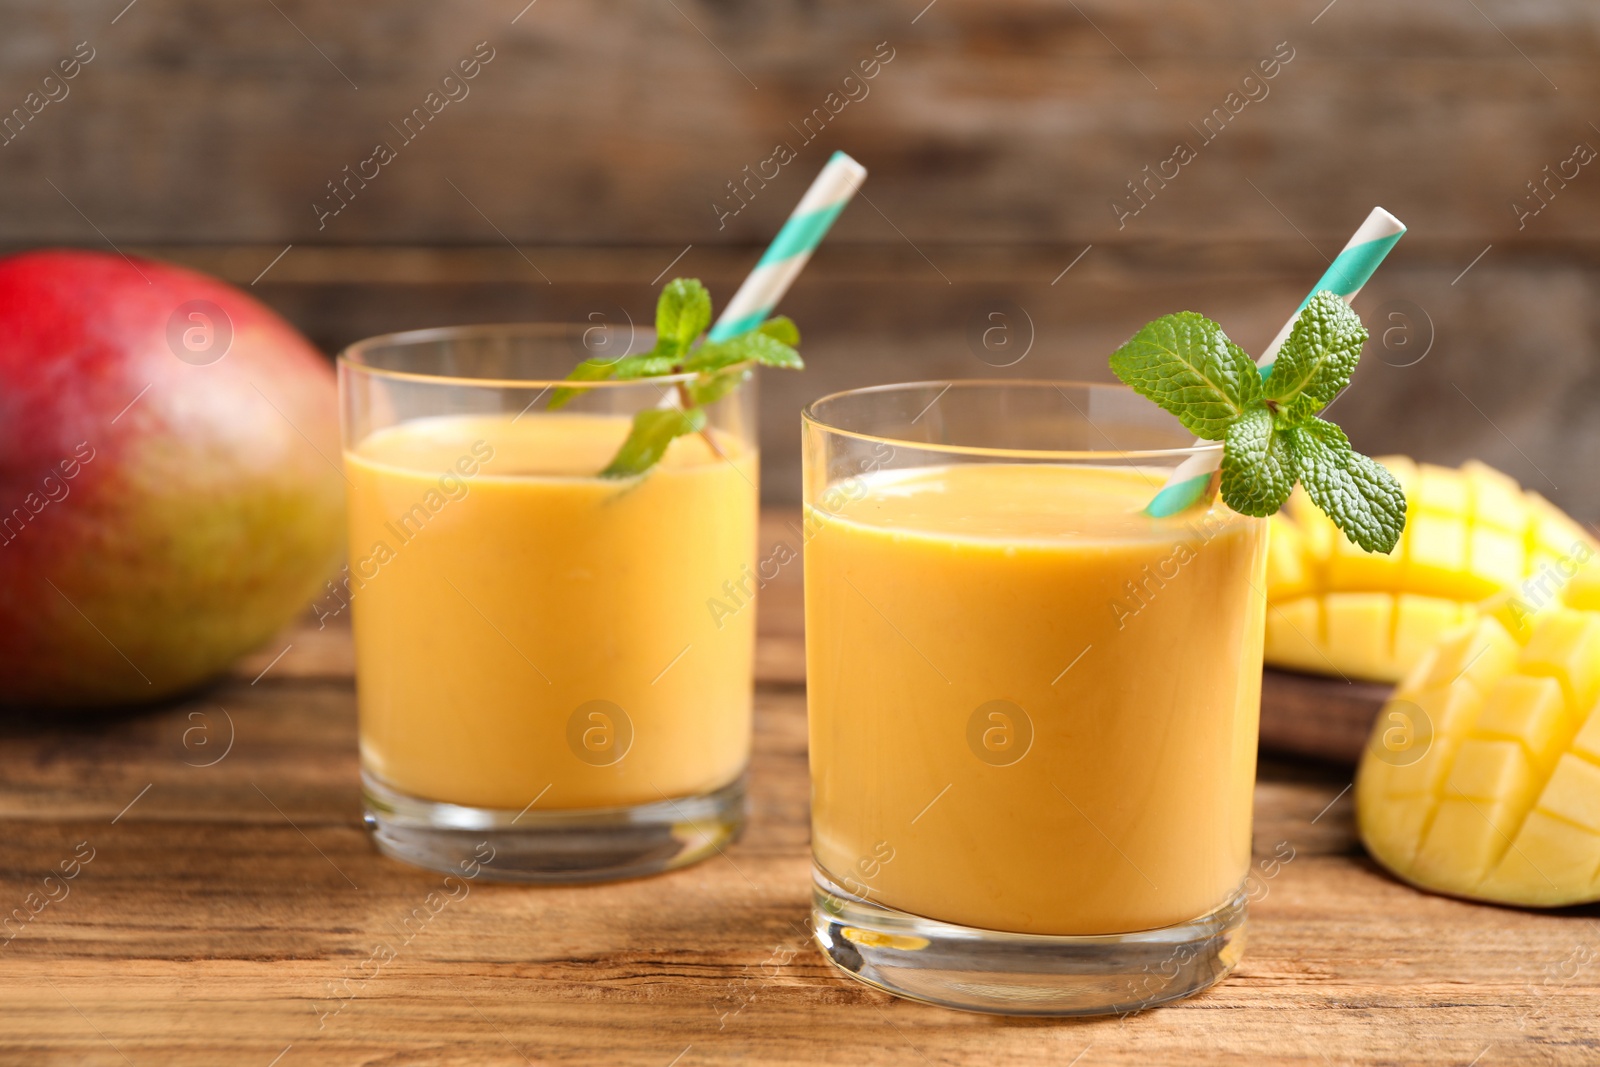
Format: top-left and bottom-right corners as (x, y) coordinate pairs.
(2, 0), (1597, 506)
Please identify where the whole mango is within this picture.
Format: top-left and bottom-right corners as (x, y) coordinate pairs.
(0, 250), (344, 708)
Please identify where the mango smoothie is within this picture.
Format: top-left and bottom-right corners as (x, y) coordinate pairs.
(805, 462), (1267, 936)
(345, 412), (757, 811)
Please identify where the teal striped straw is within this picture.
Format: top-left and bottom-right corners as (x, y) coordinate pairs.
(1144, 206), (1407, 518)
(707, 151), (867, 342)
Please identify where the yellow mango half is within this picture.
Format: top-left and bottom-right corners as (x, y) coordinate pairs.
(1265, 457), (1597, 682)
(1357, 608), (1600, 907)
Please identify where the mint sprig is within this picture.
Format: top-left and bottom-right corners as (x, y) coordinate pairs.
(1109, 290), (1407, 553)
(550, 278), (803, 478)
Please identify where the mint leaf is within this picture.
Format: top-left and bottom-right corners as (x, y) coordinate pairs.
(600, 407), (708, 479)
(1109, 312), (1260, 440)
(681, 340), (742, 374)
(684, 366), (750, 408)
(656, 278), (712, 356)
(1287, 417), (1406, 553)
(1220, 402), (1295, 517)
(549, 357), (617, 410)
(1263, 291), (1369, 419)
(738, 331), (803, 370)
(685, 331), (802, 373)
(757, 315), (800, 346)
(610, 347), (679, 380)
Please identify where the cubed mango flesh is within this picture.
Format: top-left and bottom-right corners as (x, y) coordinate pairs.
(1357, 611), (1600, 907)
(1265, 458), (1599, 682)
(1265, 513), (1314, 601)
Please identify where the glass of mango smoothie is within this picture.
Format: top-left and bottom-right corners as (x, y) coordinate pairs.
(803, 380), (1269, 1015)
(338, 323), (757, 881)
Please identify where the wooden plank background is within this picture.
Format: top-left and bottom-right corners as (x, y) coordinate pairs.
(2, 0), (1598, 503)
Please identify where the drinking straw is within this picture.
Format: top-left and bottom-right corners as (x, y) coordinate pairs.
(1143, 206), (1407, 518)
(706, 150), (868, 342)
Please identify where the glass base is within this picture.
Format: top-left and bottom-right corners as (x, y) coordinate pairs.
(811, 866), (1247, 1016)
(362, 771), (745, 884)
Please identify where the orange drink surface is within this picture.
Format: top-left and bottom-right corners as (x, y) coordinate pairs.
(805, 462), (1268, 936)
(345, 412), (757, 811)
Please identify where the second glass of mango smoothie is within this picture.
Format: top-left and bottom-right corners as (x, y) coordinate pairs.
(802, 380), (1269, 1015)
(339, 324), (757, 881)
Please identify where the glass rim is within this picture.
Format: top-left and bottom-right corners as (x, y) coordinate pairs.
(801, 379), (1225, 462)
(337, 322), (745, 390)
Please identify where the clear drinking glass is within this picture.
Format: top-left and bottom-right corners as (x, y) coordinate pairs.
(801, 380), (1269, 1015)
(338, 324), (758, 881)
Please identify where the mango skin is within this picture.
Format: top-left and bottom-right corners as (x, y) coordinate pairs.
(0, 250), (344, 708)
(1357, 605), (1600, 908)
(1265, 457), (1597, 683)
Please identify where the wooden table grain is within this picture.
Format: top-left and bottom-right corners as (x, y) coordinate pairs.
(4, 512), (1598, 1066)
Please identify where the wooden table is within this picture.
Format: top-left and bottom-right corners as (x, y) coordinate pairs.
(5, 512), (1598, 1066)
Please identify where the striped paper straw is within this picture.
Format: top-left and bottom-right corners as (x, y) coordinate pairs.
(1144, 206), (1407, 518)
(707, 150), (868, 342)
